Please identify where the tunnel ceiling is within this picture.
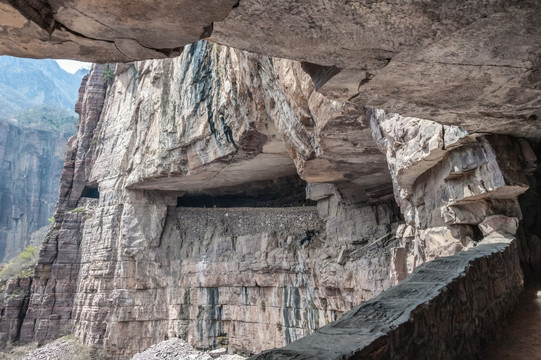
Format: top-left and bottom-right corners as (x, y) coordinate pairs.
(0, 0), (539, 135)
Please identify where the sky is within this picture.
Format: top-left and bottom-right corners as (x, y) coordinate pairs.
(56, 59), (92, 73)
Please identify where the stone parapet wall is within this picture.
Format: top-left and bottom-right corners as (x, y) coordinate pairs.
(253, 233), (523, 359)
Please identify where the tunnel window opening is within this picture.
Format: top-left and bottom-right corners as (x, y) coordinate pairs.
(176, 176), (316, 208)
(176, 193), (316, 208)
(81, 186), (99, 199)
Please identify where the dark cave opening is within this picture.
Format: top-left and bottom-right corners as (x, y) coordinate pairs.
(176, 193), (315, 208)
(81, 186), (100, 199)
(176, 176), (316, 208)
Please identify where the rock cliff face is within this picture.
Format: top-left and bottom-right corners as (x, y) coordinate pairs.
(5, 34), (536, 358)
(0, 2), (539, 359)
(255, 235), (523, 359)
(0, 120), (70, 262)
(0, 56), (86, 117)
(0, 33), (535, 359)
(369, 109), (534, 274)
(0, 276), (32, 344)
(13, 42), (407, 358)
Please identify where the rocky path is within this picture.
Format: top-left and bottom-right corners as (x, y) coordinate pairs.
(2, 337), (246, 360)
(131, 338), (245, 360)
(485, 275), (541, 359)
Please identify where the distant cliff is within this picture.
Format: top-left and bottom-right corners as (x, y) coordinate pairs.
(0, 56), (85, 262)
(0, 120), (70, 262)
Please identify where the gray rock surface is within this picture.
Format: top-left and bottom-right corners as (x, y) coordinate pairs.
(369, 109), (532, 272)
(14, 42), (404, 359)
(0, 277), (32, 345)
(0, 120), (70, 262)
(252, 235), (523, 359)
(0, 19), (537, 360)
(0, 1), (538, 134)
(131, 338), (245, 360)
(18, 338), (95, 360)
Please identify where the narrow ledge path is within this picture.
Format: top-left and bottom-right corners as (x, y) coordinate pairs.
(485, 273), (541, 359)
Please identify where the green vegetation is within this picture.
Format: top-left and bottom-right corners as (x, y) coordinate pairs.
(70, 207), (85, 213)
(0, 245), (39, 281)
(14, 105), (78, 133)
(103, 63), (114, 82)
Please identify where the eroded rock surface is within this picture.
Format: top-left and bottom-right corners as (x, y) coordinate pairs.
(9, 42), (407, 359)
(0, 276), (32, 345)
(131, 338), (245, 360)
(253, 234), (523, 359)
(370, 109), (533, 274)
(1, 22), (538, 359)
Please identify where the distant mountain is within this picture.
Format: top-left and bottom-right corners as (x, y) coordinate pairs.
(13, 105), (79, 133)
(0, 56), (88, 117)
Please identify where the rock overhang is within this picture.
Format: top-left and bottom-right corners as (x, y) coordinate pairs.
(0, 0), (539, 134)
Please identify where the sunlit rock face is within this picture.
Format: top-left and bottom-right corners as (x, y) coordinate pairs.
(2, 35), (536, 358)
(11, 42), (408, 359)
(369, 109), (533, 276)
(0, 0), (539, 358)
(248, 94), (535, 360)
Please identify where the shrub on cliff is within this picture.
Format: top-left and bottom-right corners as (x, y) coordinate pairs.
(0, 244), (38, 281)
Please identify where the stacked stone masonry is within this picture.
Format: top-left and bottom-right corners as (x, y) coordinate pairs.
(252, 234), (523, 359)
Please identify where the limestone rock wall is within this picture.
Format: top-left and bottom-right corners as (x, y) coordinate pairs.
(7, 36), (536, 359)
(72, 204), (401, 358)
(19, 63), (108, 345)
(1, 1), (539, 137)
(369, 109), (533, 277)
(517, 143), (541, 274)
(14, 41), (406, 359)
(250, 106), (536, 359)
(0, 120), (70, 262)
(0, 276), (32, 344)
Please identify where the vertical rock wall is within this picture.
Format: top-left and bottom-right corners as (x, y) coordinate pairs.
(12, 42), (405, 359)
(19, 64), (108, 345)
(253, 233), (523, 359)
(0, 276), (32, 344)
(6, 39), (535, 359)
(250, 107), (533, 360)
(0, 121), (70, 262)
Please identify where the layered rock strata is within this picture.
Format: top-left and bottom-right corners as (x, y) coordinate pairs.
(0, 34), (535, 360)
(0, 276), (32, 344)
(11, 42), (408, 359)
(0, 120), (70, 262)
(369, 109), (533, 278)
(254, 97), (536, 360)
(18, 63), (108, 345)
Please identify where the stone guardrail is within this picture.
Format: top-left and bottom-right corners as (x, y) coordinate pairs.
(252, 233), (523, 359)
